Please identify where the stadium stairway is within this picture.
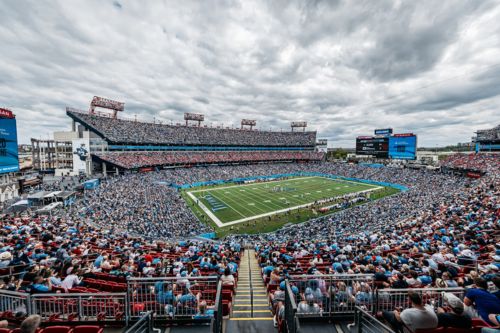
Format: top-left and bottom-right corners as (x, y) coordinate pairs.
(225, 249), (275, 333)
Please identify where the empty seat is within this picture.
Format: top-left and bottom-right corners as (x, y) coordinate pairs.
(40, 327), (72, 333)
(222, 300), (232, 316)
(71, 326), (104, 333)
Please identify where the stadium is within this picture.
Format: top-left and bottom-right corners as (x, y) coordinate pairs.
(0, 98), (499, 333)
(0, 2), (500, 333)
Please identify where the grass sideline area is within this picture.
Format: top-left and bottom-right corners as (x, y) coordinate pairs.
(181, 176), (401, 237)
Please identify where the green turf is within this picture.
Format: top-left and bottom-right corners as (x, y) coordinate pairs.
(185, 176), (379, 225)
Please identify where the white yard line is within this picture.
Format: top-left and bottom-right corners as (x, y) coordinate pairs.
(186, 175), (383, 228)
(186, 191), (224, 226)
(210, 190), (258, 217)
(192, 186), (381, 228)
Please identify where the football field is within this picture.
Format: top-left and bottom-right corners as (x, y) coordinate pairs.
(185, 176), (381, 227)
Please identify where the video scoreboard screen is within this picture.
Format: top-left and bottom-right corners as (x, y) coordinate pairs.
(388, 134), (417, 160)
(356, 137), (389, 158)
(0, 114), (19, 174)
(356, 133), (417, 160)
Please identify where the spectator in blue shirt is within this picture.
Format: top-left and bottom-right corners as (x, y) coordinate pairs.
(263, 262), (274, 277)
(177, 287), (198, 305)
(94, 254), (104, 268)
(157, 283), (174, 304)
(193, 301), (214, 320)
(30, 276), (52, 294)
(464, 278), (500, 325)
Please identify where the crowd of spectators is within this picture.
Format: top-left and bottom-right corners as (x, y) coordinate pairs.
(44, 161), (476, 240)
(68, 111), (316, 147)
(18, 159), (491, 241)
(0, 211), (241, 319)
(94, 150), (324, 169)
(77, 172), (211, 239)
(0, 153), (498, 331)
(441, 153), (499, 173)
(248, 157), (499, 331)
(475, 125), (500, 142)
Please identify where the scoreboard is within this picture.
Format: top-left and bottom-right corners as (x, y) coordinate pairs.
(0, 109), (19, 174)
(356, 137), (389, 158)
(356, 133), (417, 160)
(388, 134), (417, 160)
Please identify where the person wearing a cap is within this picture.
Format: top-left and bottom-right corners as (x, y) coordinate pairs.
(437, 292), (472, 329)
(0, 251), (12, 267)
(270, 281), (287, 314)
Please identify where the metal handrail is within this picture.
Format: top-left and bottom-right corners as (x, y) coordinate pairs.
(284, 280), (298, 333)
(30, 292), (127, 298)
(124, 311), (153, 333)
(30, 292), (127, 322)
(211, 281), (223, 333)
(127, 275), (218, 281)
(0, 289), (31, 297)
(288, 273), (374, 279)
(376, 287), (464, 293)
(355, 306), (395, 333)
(248, 250), (253, 317)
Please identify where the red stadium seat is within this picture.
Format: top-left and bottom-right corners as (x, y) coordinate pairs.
(267, 284), (278, 292)
(40, 327), (72, 333)
(71, 326), (104, 333)
(222, 290), (233, 302)
(471, 318), (491, 327)
(222, 300), (232, 316)
(415, 327), (485, 333)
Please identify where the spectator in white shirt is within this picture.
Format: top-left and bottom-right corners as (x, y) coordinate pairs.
(61, 269), (82, 290)
(381, 292), (438, 333)
(220, 267), (235, 286)
(297, 294), (322, 316)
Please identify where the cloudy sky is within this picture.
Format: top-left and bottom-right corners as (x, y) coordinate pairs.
(1, 0), (500, 147)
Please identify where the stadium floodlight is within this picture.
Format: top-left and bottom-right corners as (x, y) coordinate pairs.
(241, 119), (256, 130)
(184, 112), (205, 126)
(291, 121), (307, 132)
(89, 96), (125, 119)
